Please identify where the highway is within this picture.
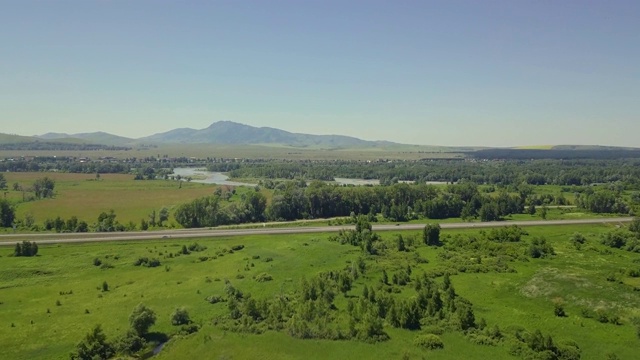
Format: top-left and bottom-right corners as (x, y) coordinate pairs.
(0, 217), (632, 246)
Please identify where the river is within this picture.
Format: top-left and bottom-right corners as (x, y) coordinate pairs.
(171, 168), (256, 186)
(172, 168), (449, 187)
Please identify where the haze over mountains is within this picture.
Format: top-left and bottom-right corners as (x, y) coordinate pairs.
(34, 121), (398, 148)
(0, 121), (636, 154)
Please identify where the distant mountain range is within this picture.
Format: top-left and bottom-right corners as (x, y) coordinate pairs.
(0, 121), (637, 154)
(34, 121), (401, 149)
(139, 121), (398, 148)
(38, 131), (135, 147)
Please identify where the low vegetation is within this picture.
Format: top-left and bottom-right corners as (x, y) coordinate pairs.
(1, 222), (639, 359)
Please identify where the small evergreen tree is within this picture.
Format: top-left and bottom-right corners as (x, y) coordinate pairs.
(423, 224), (441, 246)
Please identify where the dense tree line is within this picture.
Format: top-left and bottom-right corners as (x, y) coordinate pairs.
(208, 158), (640, 187)
(4, 155), (640, 188)
(174, 181), (524, 228)
(0, 142), (131, 151)
(575, 189), (629, 214)
(471, 148), (640, 160)
(0, 156), (196, 175)
(174, 190), (267, 228)
(0, 159), (130, 174)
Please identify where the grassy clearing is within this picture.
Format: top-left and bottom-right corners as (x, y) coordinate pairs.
(3, 173), (269, 227)
(1, 223), (638, 359)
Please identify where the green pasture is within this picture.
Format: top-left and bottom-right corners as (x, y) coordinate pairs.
(3, 172), (258, 227)
(1, 223), (638, 359)
(0, 143), (466, 161)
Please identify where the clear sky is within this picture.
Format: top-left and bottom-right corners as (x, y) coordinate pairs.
(1, 1), (639, 147)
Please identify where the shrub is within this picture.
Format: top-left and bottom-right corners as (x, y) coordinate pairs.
(231, 245), (245, 251)
(113, 329), (146, 355)
(528, 237), (555, 258)
(414, 334), (444, 350)
(554, 304), (566, 317)
(133, 257), (148, 266)
(93, 258), (102, 266)
(133, 257), (160, 267)
(70, 325), (114, 360)
(179, 323), (200, 335)
(188, 243), (207, 252)
(205, 295), (225, 304)
(254, 273), (273, 282)
(627, 268), (640, 278)
(14, 241), (38, 257)
(570, 232), (587, 249)
(601, 230), (628, 249)
(170, 307), (191, 326)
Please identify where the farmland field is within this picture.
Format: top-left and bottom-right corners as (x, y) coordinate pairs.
(0, 143), (467, 162)
(1, 223), (638, 360)
(2, 172), (265, 227)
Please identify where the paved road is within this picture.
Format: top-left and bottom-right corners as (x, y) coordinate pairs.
(0, 217), (632, 246)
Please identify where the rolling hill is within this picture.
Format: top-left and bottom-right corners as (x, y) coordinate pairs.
(37, 132), (134, 146)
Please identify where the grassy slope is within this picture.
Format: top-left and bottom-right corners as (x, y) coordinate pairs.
(1, 224), (638, 360)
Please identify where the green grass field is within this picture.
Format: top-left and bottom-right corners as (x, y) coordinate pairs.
(3, 173), (265, 227)
(0, 143), (467, 161)
(1, 223), (638, 360)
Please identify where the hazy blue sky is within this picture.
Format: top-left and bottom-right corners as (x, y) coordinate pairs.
(1, 1), (639, 146)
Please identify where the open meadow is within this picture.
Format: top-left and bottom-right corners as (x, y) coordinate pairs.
(2, 172), (266, 228)
(1, 223), (638, 360)
(0, 143), (466, 162)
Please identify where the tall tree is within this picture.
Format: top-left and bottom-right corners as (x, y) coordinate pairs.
(70, 324), (114, 360)
(129, 303), (156, 336)
(158, 207), (169, 226)
(0, 198), (15, 227)
(423, 223), (441, 246)
(33, 177), (55, 199)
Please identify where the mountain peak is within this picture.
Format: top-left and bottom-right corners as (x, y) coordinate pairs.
(140, 121), (392, 148)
